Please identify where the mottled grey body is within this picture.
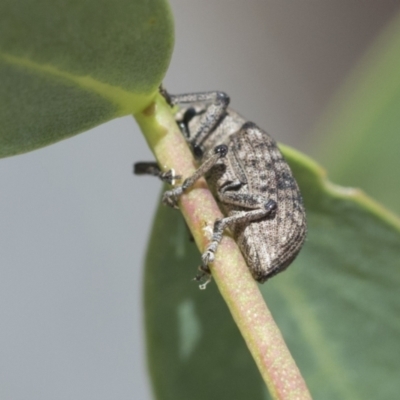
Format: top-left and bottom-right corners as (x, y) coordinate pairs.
(135, 90), (307, 284)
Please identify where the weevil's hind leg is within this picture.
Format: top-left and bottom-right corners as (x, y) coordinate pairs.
(201, 199), (277, 267)
(217, 190), (277, 211)
(133, 162), (181, 185)
(162, 90), (230, 149)
(162, 144), (228, 208)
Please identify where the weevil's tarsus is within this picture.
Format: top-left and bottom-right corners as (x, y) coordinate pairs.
(162, 144), (228, 208)
(134, 162), (181, 185)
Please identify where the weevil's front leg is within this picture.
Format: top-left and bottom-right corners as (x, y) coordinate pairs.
(163, 90), (230, 149)
(133, 162), (181, 185)
(201, 198), (277, 266)
(162, 144), (228, 208)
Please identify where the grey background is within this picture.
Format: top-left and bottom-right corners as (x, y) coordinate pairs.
(1, 1), (398, 399)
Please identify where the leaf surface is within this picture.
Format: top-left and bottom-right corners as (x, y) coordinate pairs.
(145, 146), (400, 400)
(0, 0), (174, 157)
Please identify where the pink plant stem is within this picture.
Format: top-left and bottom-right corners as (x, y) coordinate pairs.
(135, 94), (313, 400)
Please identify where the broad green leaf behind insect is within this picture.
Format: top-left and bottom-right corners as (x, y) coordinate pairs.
(145, 146), (400, 400)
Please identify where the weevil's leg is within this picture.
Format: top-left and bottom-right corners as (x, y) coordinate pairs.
(165, 91), (230, 148)
(162, 144), (228, 208)
(217, 190), (275, 211)
(133, 162), (181, 185)
(159, 85), (173, 107)
(202, 199), (277, 266)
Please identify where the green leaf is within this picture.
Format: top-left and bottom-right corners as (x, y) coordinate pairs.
(0, 0), (174, 157)
(312, 10), (400, 214)
(145, 146), (400, 400)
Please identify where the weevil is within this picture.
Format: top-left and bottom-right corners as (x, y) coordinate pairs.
(134, 89), (307, 286)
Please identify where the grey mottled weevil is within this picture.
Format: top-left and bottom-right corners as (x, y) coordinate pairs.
(134, 89), (307, 286)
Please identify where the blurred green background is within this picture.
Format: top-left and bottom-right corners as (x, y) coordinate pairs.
(312, 10), (400, 215)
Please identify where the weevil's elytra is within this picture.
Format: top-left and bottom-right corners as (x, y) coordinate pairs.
(135, 89), (307, 285)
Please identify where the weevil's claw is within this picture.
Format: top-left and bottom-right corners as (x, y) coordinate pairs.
(162, 188), (182, 209)
(201, 249), (215, 265)
(159, 85), (174, 107)
(193, 264), (212, 290)
(199, 278), (212, 290)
